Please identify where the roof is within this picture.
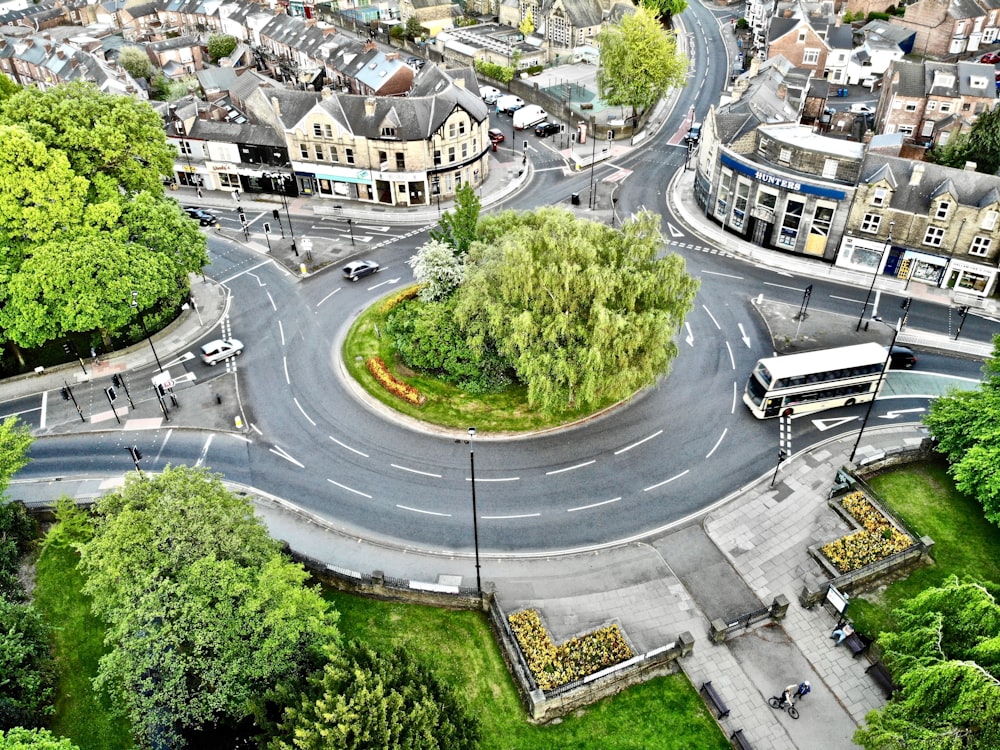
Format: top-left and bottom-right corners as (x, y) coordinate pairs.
(860, 153), (1000, 214)
(541, 0), (604, 28)
(758, 122), (865, 160)
(187, 118), (285, 146)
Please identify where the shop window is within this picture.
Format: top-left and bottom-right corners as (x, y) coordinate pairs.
(861, 213), (881, 233)
(811, 204), (834, 237)
(779, 199), (805, 248)
(731, 181), (750, 230)
(970, 236), (992, 256)
(923, 225), (945, 246)
(716, 171), (732, 217)
(218, 173), (239, 188)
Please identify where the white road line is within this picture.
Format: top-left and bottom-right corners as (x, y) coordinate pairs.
(725, 341), (735, 370)
(283, 356), (290, 385)
(705, 428), (728, 459)
(225, 433), (252, 443)
(316, 288), (341, 307)
(830, 294), (862, 303)
(545, 460), (596, 475)
(293, 397), (316, 426)
(567, 497), (621, 512)
(644, 469), (690, 492)
(615, 430), (663, 455)
(702, 304), (721, 330)
(763, 281), (802, 292)
(195, 434), (214, 467)
(39, 391), (47, 429)
(220, 260), (271, 284)
(701, 270), (743, 279)
(270, 446), (305, 468)
(482, 512), (541, 519)
(266, 291), (276, 311)
(465, 476), (520, 482)
(327, 478), (372, 498)
(330, 436), (369, 457)
(732, 380), (738, 414)
(397, 504), (451, 517)
(153, 429), (173, 464)
(250, 422), (263, 436)
(278, 320), (285, 346)
(391, 463), (443, 478)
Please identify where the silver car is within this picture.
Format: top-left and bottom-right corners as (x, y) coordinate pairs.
(200, 338), (243, 365)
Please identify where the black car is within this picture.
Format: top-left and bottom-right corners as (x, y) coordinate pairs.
(887, 345), (917, 369)
(183, 206), (218, 226)
(685, 123), (702, 143)
(343, 260), (380, 281)
(534, 121), (561, 137)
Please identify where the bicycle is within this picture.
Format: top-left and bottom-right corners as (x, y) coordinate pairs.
(768, 695), (800, 719)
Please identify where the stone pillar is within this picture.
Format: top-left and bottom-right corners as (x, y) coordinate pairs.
(529, 688), (546, 721)
(710, 619), (728, 643)
(678, 631), (695, 656)
(771, 593), (790, 620)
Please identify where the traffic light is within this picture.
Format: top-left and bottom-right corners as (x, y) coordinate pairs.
(105, 387), (117, 402)
(62, 343), (72, 355)
(61, 387), (70, 400)
(272, 209), (280, 221)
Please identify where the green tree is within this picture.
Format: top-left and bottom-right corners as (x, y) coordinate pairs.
(0, 598), (55, 731)
(78, 466), (339, 749)
(0, 728), (79, 750)
(519, 10), (535, 37)
(270, 641), (479, 750)
(454, 208), (699, 412)
(0, 499), (36, 601)
(0, 74), (17, 102)
(408, 239), (465, 301)
(596, 5), (688, 119)
(207, 34), (238, 62)
(117, 47), (153, 81)
(927, 133), (971, 169)
(404, 16), (425, 40)
(429, 182), (481, 257)
(642, 0), (689, 21)
(855, 577), (1000, 749)
(927, 105), (1000, 174)
(0, 417), (32, 499)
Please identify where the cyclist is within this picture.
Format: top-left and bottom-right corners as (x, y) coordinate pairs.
(782, 683), (798, 707)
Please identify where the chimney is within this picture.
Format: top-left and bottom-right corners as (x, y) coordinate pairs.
(364, 40), (376, 52)
(965, 161), (978, 171)
(57, 49), (65, 59)
(909, 163), (924, 186)
(321, 86), (332, 100)
(271, 96), (281, 117)
(364, 96), (376, 116)
(454, 76), (465, 89)
(777, 82), (787, 99)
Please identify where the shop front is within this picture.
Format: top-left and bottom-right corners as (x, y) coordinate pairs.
(944, 258), (998, 296)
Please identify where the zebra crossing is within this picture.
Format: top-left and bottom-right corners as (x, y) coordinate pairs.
(667, 239), (732, 257)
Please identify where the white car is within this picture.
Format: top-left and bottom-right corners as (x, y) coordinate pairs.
(849, 103), (875, 115)
(200, 338), (243, 366)
(480, 86), (502, 104)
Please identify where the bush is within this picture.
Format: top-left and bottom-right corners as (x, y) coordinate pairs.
(0, 598), (56, 731)
(526, 64), (544, 75)
(474, 60), (514, 85)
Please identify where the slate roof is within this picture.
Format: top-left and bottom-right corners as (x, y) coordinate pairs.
(892, 60), (926, 97)
(860, 19), (915, 45)
(768, 16), (799, 43)
(827, 25), (853, 50)
(949, 0), (985, 19)
(342, 47), (410, 93)
(197, 65), (239, 91)
(541, 0), (604, 28)
(860, 154), (1000, 213)
(187, 118), (284, 146)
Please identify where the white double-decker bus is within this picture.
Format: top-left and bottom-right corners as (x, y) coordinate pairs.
(743, 342), (889, 419)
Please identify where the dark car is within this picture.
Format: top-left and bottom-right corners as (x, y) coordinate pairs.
(488, 128), (505, 144)
(685, 123), (702, 143)
(534, 121), (561, 137)
(887, 345), (917, 369)
(506, 103), (525, 115)
(183, 206), (218, 226)
(343, 260), (380, 281)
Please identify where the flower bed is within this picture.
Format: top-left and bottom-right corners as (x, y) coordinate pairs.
(378, 285), (420, 314)
(508, 608), (634, 691)
(365, 356), (424, 405)
(820, 490), (913, 573)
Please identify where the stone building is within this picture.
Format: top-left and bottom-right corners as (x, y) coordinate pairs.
(893, 0), (1000, 59)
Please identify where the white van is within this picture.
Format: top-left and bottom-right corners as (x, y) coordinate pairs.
(494, 95), (524, 114)
(513, 105), (547, 130)
(480, 85), (502, 103)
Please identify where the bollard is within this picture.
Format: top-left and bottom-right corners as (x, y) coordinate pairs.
(300, 263), (308, 275)
(234, 415), (243, 429)
(216, 393), (223, 405)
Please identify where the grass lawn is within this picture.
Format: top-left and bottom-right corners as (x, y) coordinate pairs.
(32, 545), (135, 750)
(341, 289), (623, 433)
(849, 459), (1000, 636)
(327, 590), (730, 750)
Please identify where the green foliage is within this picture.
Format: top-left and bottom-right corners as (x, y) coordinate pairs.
(596, 5), (687, 117)
(927, 134), (972, 169)
(855, 577), (1000, 749)
(473, 60), (514, 85)
(642, 0), (689, 20)
(270, 641), (479, 750)
(0, 728), (79, 750)
(867, 11), (891, 20)
(207, 34), (238, 62)
(0, 74), (18, 102)
(39, 498), (92, 553)
(429, 182), (481, 257)
(0, 418), (32, 500)
(117, 47), (153, 81)
(454, 209), (699, 412)
(0, 497), (36, 601)
(407, 239), (465, 301)
(736, 16), (749, 28)
(404, 16), (425, 39)
(385, 297), (512, 393)
(0, 598), (56, 731)
(78, 466), (340, 749)
(519, 10), (535, 37)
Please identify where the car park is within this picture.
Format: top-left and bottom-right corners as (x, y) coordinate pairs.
(534, 121), (561, 137)
(887, 345), (917, 369)
(488, 128), (505, 144)
(200, 338), (243, 366)
(183, 206), (218, 226)
(343, 260), (380, 281)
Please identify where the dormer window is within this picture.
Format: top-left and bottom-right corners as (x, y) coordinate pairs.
(381, 127), (396, 137)
(872, 187), (888, 207)
(935, 201), (951, 220)
(983, 210), (998, 230)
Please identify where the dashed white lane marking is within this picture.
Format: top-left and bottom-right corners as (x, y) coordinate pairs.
(567, 497), (621, 512)
(644, 469), (690, 492)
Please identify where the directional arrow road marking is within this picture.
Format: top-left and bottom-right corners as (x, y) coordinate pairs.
(342, 234), (373, 243)
(666, 222), (684, 238)
(879, 407), (926, 420)
(812, 416), (859, 431)
(684, 322), (694, 347)
(738, 323), (751, 348)
(369, 277), (401, 290)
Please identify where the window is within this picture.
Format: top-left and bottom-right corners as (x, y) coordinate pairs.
(758, 137), (770, 155)
(378, 150), (387, 165)
(395, 152), (405, 169)
(822, 159), (838, 179)
(811, 204), (835, 237)
(927, 101), (937, 111)
(872, 187), (888, 207)
(323, 124), (333, 138)
(178, 140), (192, 155)
(381, 127), (396, 137)
(935, 201), (951, 220)
(861, 213), (881, 233)
(962, 102), (971, 112)
(448, 146), (455, 163)
(940, 102), (952, 113)
(449, 123), (457, 138)
(345, 148), (354, 165)
(803, 49), (819, 65)
(797, 29), (807, 42)
(923, 225), (945, 246)
(983, 210), (998, 230)
(897, 125), (914, 136)
(459, 121), (466, 135)
(779, 148), (792, 164)
(433, 150), (441, 166)
(731, 181), (750, 229)
(218, 173), (239, 188)
(299, 144), (309, 159)
(315, 145), (325, 161)
(904, 103), (918, 112)
(461, 143), (468, 159)
(313, 123), (322, 137)
(716, 170), (732, 217)
(330, 146), (339, 163)
(779, 199), (805, 247)
(970, 236), (992, 256)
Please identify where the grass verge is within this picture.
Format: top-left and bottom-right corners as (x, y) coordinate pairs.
(849, 458), (1000, 636)
(32, 545), (134, 750)
(340, 288), (622, 433)
(327, 590), (730, 750)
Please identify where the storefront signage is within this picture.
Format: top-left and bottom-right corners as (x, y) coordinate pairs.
(721, 153), (847, 200)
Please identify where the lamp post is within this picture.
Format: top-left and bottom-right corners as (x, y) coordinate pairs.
(588, 117), (597, 210)
(856, 221), (894, 331)
(131, 292), (163, 373)
(468, 427), (482, 598)
(264, 171), (297, 255)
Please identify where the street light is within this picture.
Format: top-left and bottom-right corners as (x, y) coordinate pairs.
(468, 427), (482, 599)
(856, 220), (894, 331)
(131, 291), (163, 373)
(264, 171), (297, 255)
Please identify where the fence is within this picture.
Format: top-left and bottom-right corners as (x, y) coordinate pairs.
(708, 594), (790, 643)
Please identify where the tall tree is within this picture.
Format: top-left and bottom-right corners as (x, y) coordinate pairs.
(0, 728), (79, 750)
(642, 0), (689, 22)
(207, 34), (238, 62)
(407, 239), (465, 301)
(927, 104), (1000, 174)
(596, 5), (688, 119)
(429, 182), (481, 257)
(270, 641), (479, 750)
(0, 598), (55, 731)
(855, 577), (1000, 750)
(455, 208), (698, 412)
(117, 47), (153, 82)
(0, 417), (32, 499)
(78, 467), (339, 749)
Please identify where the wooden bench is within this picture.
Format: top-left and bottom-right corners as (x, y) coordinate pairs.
(866, 661), (898, 699)
(700, 680), (731, 718)
(843, 632), (870, 658)
(730, 728), (753, 749)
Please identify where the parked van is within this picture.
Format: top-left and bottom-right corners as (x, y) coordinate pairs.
(513, 105), (547, 130)
(494, 95), (524, 114)
(480, 86), (502, 103)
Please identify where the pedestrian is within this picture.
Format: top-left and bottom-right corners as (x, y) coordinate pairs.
(196, 187), (203, 199)
(795, 681), (811, 700)
(831, 623), (854, 645)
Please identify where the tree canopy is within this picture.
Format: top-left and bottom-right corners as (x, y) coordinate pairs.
(0, 598), (54, 731)
(270, 641), (479, 750)
(927, 103), (1000, 174)
(855, 576), (1000, 749)
(0, 417), (32, 499)
(117, 47), (153, 82)
(429, 182), (481, 257)
(454, 208), (698, 412)
(77, 466), (340, 749)
(207, 34), (238, 62)
(596, 5), (688, 118)
(642, 0), (689, 21)
(0, 728), (79, 750)
(923, 334), (1000, 525)
(408, 239), (465, 301)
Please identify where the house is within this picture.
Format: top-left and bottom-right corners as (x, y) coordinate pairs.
(147, 34), (205, 77)
(399, 0), (457, 37)
(0, 31), (142, 94)
(844, 22), (908, 86)
(339, 43), (414, 96)
(765, 4), (833, 78)
(837, 153), (1000, 296)
(894, 0), (1000, 59)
